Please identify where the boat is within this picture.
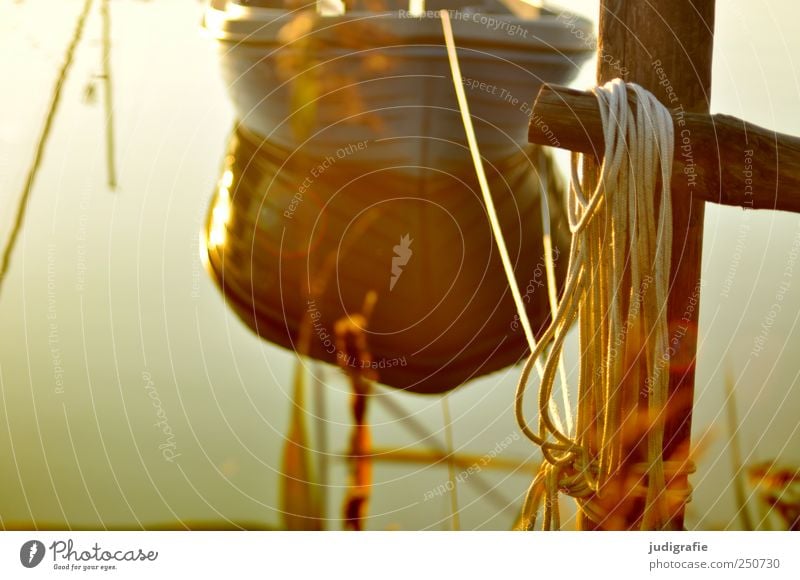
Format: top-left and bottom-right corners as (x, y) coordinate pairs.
(202, 0), (594, 394)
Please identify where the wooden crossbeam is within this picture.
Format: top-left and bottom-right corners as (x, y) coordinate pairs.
(529, 83), (800, 214)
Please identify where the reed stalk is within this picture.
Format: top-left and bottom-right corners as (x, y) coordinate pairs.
(0, 0), (94, 293)
(101, 0), (117, 190)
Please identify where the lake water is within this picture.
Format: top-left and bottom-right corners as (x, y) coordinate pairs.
(1, 0), (799, 530)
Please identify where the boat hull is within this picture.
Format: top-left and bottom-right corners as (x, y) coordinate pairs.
(202, 2), (592, 392)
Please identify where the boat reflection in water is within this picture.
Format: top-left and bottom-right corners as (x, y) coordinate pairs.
(201, 0), (593, 394)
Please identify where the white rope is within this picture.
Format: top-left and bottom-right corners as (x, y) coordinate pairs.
(514, 79), (687, 530)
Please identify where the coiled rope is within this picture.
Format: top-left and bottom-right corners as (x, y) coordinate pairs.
(441, 10), (692, 530)
(513, 78), (682, 530)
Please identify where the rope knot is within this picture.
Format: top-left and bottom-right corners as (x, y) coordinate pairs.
(550, 453), (598, 498)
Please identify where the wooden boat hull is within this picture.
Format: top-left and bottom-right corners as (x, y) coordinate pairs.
(204, 127), (571, 393)
(202, 2), (592, 393)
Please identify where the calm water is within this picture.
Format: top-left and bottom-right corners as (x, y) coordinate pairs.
(1, 0), (799, 530)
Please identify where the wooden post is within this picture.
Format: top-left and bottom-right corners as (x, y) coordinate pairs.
(583, 0), (716, 530)
(528, 84), (800, 214)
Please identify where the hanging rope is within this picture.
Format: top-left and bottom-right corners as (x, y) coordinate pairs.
(440, 10), (692, 529)
(515, 78), (695, 530)
(536, 147), (574, 437)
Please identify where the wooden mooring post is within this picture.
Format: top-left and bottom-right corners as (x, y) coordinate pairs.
(530, 1), (800, 530)
(600, 0), (714, 530)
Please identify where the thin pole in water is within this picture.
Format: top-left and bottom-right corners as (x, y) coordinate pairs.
(0, 0), (95, 294)
(101, 0), (117, 191)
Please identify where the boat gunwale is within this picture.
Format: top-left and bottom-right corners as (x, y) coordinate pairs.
(203, 4), (596, 53)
